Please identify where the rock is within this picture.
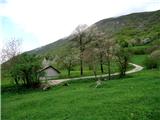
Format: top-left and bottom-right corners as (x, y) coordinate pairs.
(40, 83), (51, 91)
(95, 80), (102, 88)
(63, 83), (69, 86)
(142, 38), (151, 44)
(43, 85), (50, 91)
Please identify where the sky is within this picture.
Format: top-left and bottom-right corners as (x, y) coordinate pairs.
(0, 0), (160, 52)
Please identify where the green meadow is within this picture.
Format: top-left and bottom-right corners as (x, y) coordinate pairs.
(2, 55), (160, 120)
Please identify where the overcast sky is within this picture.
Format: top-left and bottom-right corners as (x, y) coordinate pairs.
(0, 0), (160, 52)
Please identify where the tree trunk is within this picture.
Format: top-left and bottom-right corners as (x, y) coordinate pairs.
(68, 68), (71, 76)
(14, 78), (19, 85)
(124, 57), (128, 76)
(107, 60), (111, 80)
(25, 73), (31, 87)
(93, 65), (97, 81)
(100, 53), (104, 73)
(80, 58), (83, 76)
(80, 35), (83, 76)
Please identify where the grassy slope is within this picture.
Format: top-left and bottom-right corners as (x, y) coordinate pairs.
(2, 55), (160, 120)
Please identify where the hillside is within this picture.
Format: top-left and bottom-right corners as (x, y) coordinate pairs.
(28, 10), (160, 57)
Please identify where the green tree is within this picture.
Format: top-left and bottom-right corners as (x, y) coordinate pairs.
(10, 53), (42, 87)
(114, 45), (131, 77)
(56, 47), (78, 76)
(144, 49), (160, 69)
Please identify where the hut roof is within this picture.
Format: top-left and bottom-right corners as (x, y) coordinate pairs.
(39, 65), (60, 73)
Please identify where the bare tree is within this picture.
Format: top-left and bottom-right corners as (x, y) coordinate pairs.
(86, 27), (115, 79)
(103, 39), (115, 80)
(83, 47), (99, 80)
(87, 27), (106, 74)
(72, 24), (88, 76)
(1, 38), (21, 63)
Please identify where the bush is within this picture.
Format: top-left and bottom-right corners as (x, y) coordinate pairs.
(144, 50), (160, 69)
(130, 46), (148, 55)
(10, 53), (42, 88)
(132, 48), (146, 55)
(144, 57), (159, 69)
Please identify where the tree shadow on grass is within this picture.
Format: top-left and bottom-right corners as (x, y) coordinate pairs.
(1, 84), (42, 94)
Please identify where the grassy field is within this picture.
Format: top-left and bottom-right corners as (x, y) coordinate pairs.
(2, 69), (160, 120)
(57, 62), (120, 79)
(1, 55), (160, 120)
(52, 61), (133, 79)
(131, 55), (147, 66)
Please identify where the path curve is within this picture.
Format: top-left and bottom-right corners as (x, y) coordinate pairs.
(48, 63), (143, 86)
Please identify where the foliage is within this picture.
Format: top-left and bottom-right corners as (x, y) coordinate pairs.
(114, 45), (131, 77)
(10, 53), (42, 87)
(144, 50), (160, 69)
(55, 46), (78, 76)
(129, 46), (149, 55)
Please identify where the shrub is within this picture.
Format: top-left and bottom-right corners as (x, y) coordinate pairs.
(144, 57), (158, 69)
(10, 53), (42, 88)
(132, 48), (146, 55)
(144, 50), (160, 69)
(130, 46), (147, 55)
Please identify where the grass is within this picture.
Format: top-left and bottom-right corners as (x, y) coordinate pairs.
(59, 62), (120, 78)
(2, 69), (160, 120)
(51, 62), (133, 79)
(131, 54), (147, 66)
(2, 55), (160, 120)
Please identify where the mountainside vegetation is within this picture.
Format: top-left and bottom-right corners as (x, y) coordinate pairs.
(28, 10), (160, 57)
(25, 10), (160, 79)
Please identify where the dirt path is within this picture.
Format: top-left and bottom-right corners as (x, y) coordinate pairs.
(48, 63), (143, 86)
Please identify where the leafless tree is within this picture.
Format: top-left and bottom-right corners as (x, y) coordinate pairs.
(1, 38), (21, 63)
(86, 26), (115, 79)
(87, 27), (106, 74)
(72, 24), (88, 76)
(104, 39), (115, 80)
(83, 47), (99, 80)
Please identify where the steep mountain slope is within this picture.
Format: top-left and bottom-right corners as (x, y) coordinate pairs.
(28, 38), (70, 55)
(28, 10), (160, 57)
(95, 10), (160, 42)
